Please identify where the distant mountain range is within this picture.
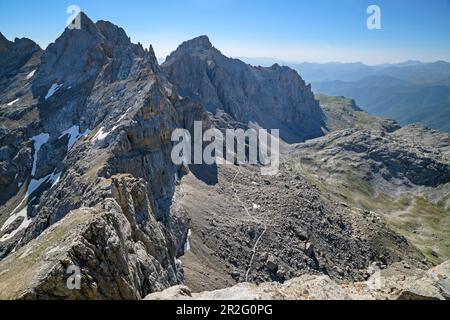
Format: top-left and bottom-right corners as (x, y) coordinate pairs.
(240, 58), (450, 133)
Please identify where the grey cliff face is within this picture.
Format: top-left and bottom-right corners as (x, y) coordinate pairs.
(0, 15), (448, 300)
(162, 36), (325, 143)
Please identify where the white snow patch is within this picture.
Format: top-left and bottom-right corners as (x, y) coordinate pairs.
(45, 83), (62, 100)
(26, 69), (36, 79)
(7, 98), (20, 106)
(27, 176), (48, 196)
(183, 229), (192, 254)
(59, 125), (91, 151)
(50, 171), (62, 189)
(92, 127), (109, 142)
(93, 121), (124, 143)
(31, 133), (50, 176)
(27, 170), (61, 197)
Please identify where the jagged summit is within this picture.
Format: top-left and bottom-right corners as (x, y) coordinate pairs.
(0, 34), (42, 94)
(52, 12), (133, 49)
(32, 12), (159, 100)
(95, 20), (131, 46)
(0, 12), (205, 299)
(51, 12), (148, 56)
(176, 35), (213, 51)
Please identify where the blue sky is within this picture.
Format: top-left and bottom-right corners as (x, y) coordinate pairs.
(1, 0), (449, 64)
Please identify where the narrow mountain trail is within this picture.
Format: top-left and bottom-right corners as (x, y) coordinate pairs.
(231, 166), (268, 282)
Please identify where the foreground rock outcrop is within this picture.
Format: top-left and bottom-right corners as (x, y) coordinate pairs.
(0, 13), (448, 300)
(145, 260), (450, 300)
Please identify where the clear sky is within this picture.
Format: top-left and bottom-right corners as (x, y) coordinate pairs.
(1, 0), (449, 64)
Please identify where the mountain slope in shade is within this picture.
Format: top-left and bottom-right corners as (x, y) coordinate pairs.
(162, 36), (325, 143)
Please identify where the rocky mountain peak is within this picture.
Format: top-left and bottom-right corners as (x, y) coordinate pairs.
(0, 13), (204, 296)
(47, 11), (136, 56)
(0, 34), (42, 94)
(178, 35), (213, 52)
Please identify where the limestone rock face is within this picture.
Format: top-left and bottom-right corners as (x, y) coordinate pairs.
(0, 199), (180, 299)
(0, 35), (42, 93)
(0, 13), (204, 298)
(162, 36), (325, 143)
